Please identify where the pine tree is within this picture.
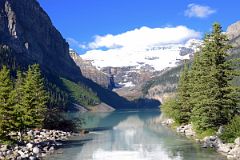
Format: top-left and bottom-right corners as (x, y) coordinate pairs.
(190, 23), (239, 131)
(0, 66), (13, 140)
(21, 64), (48, 129)
(175, 62), (192, 124)
(8, 71), (27, 140)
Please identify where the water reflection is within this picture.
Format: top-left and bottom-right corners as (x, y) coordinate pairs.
(47, 110), (226, 160)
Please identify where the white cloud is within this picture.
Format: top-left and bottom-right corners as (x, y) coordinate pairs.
(81, 26), (201, 71)
(184, 3), (216, 18)
(67, 38), (87, 49)
(88, 26), (200, 50)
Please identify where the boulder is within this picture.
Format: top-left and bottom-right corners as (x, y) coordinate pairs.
(18, 150), (27, 158)
(32, 147), (40, 154)
(228, 146), (240, 159)
(216, 126), (224, 135)
(0, 145), (8, 152)
(26, 143), (34, 149)
(217, 143), (232, 153)
(234, 137), (240, 146)
(29, 156), (37, 160)
(6, 150), (13, 155)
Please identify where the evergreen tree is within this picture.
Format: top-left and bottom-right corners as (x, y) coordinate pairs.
(21, 64), (48, 129)
(175, 62), (192, 124)
(8, 71), (27, 140)
(191, 23), (239, 131)
(0, 66), (13, 140)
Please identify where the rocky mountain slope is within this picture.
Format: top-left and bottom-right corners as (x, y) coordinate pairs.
(143, 21), (240, 103)
(0, 0), (81, 81)
(70, 49), (109, 88)
(227, 21), (240, 54)
(81, 39), (202, 88)
(0, 0), (160, 110)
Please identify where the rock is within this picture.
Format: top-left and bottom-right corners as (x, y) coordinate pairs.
(209, 136), (217, 141)
(216, 126), (224, 135)
(161, 119), (175, 126)
(41, 153), (47, 157)
(32, 147), (40, 154)
(227, 21), (240, 40)
(217, 143), (232, 153)
(227, 154), (235, 159)
(18, 150), (27, 158)
(27, 130), (34, 136)
(202, 143), (208, 148)
(0, 0), (82, 80)
(26, 143), (34, 149)
(6, 150), (12, 155)
(54, 141), (63, 147)
(29, 156), (37, 160)
(0, 145), (8, 152)
(49, 146), (55, 153)
(234, 137), (240, 146)
(16, 156), (22, 160)
(228, 146), (240, 159)
(176, 124), (195, 137)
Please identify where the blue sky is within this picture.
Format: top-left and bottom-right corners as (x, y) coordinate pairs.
(38, 0), (239, 54)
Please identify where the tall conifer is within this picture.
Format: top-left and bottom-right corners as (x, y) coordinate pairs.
(191, 23), (238, 131)
(0, 66), (13, 140)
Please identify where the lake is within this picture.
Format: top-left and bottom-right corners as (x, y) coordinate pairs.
(47, 109), (226, 160)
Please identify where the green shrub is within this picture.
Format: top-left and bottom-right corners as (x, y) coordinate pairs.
(220, 116), (240, 143)
(195, 128), (216, 139)
(61, 78), (100, 107)
(161, 98), (179, 122)
(43, 109), (84, 132)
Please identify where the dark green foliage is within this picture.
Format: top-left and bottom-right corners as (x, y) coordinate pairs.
(175, 63), (192, 124)
(0, 45), (16, 70)
(61, 78), (100, 107)
(161, 98), (179, 121)
(160, 23), (240, 138)
(20, 64), (48, 129)
(190, 23), (239, 131)
(0, 66), (13, 140)
(43, 108), (83, 132)
(45, 79), (69, 109)
(8, 71), (27, 137)
(220, 116), (240, 143)
(142, 64), (185, 95)
(0, 64), (49, 142)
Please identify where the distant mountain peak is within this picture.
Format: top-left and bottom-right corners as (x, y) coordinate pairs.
(227, 21), (240, 40)
(81, 38), (202, 71)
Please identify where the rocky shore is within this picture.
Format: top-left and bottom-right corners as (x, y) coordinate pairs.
(161, 118), (240, 160)
(0, 129), (73, 160)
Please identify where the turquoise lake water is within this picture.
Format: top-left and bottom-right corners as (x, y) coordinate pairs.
(47, 110), (226, 160)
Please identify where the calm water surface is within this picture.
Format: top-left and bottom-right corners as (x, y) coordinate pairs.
(47, 110), (226, 160)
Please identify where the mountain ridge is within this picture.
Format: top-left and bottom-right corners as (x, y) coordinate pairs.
(0, 0), (161, 110)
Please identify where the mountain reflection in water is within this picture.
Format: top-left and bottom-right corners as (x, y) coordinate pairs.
(47, 110), (226, 160)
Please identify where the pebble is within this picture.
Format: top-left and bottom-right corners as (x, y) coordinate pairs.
(0, 129), (72, 160)
(33, 147), (40, 154)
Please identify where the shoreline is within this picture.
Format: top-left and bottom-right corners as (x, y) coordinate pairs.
(0, 129), (83, 160)
(156, 116), (240, 160)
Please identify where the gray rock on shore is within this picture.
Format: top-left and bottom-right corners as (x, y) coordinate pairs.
(0, 129), (73, 160)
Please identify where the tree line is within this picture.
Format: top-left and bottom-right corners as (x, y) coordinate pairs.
(0, 64), (48, 142)
(162, 23), (240, 140)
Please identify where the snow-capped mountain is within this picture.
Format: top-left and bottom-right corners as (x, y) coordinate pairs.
(80, 39), (202, 88)
(81, 39), (201, 71)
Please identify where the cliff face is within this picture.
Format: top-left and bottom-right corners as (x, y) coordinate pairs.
(143, 21), (240, 104)
(0, 0), (81, 80)
(70, 49), (109, 88)
(0, 0), (161, 109)
(227, 21), (240, 54)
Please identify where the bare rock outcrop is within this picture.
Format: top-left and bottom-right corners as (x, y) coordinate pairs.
(0, 0), (82, 80)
